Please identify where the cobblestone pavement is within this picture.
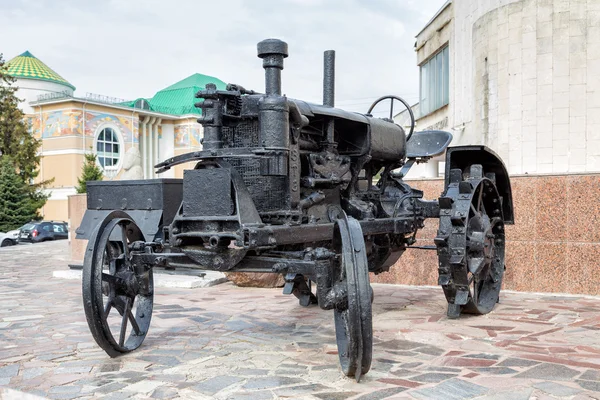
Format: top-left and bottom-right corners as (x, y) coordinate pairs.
(2, 242), (600, 399)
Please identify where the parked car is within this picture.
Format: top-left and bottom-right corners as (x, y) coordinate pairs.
(18, 221), (69, 243)
(0, 232), (16, 247)
(5, 227), (22, 242)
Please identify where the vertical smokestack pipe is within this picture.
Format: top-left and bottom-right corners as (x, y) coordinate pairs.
(257, 39), (288, 96)
(323, 50), (336, 147)
(323, 50), (335, 107)
(256, 39), (290, 176)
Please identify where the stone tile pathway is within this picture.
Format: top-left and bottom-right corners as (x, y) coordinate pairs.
(2, 242), (600, 399)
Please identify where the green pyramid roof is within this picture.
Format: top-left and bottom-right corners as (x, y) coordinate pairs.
(6, 51), (75, 90)
(147, 73), (227, 115)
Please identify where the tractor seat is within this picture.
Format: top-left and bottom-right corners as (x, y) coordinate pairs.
(405, 130), (453, 159)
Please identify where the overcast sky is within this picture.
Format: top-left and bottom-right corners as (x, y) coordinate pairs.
(1, 0), (445, 116)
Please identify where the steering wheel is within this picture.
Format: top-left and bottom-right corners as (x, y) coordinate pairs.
(367, 95), (415, 142)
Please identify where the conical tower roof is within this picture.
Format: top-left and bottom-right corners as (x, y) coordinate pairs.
(5, 51), (75, 90)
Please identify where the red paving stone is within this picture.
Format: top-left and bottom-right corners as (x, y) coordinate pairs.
(444, 351), (465, 356)
(519, 354), (600, 370)
(470, 325), (515, 331)
(377, 378), (422, 388)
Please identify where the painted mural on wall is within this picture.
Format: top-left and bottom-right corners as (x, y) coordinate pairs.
(85, 112), (138, 143)
(31, 109), (83, 138)
(174, 124), (202, 148)
(28, 109), (139, 142)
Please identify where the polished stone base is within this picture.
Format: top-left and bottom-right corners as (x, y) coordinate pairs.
(372, 173), (600, 296)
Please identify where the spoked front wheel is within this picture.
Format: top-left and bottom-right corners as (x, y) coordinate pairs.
(332, 213), (373, 382)
(82, 211), (153, 357)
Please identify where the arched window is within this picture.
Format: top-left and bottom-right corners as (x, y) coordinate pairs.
(96, 127), (121, 171)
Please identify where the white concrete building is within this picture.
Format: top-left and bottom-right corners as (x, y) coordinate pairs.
(413, 0), (600, 176)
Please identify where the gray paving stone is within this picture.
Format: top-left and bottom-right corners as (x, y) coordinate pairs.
(22, 367), (48, 380)
(576, 379), (600, 392)
(136, 355), (181, 366)
(314, 392), (358, 400)
(387, 350), (419, 357)
(274, 384), (330, 396)
(515, 363), (580, 381)
(150, 386), (178, 399)
(95, 382), (128, 394)
(411, 378), (488, 400)
(379, 339), (421, 350)
(148, 349), (185, 357)
(194, 375), (245, 395)
(279, 363), (308, 370)
(46, 393), (82, 400)
(55, 366), (92, 374)
(464, 353), (501, 360)
(375, 358), (398, 364)
(354, 387), (406, 400)
(48, 386), (81, 394)
(0, 364), (19, 378)
(225, 319), (255, 330)
(391, 368), (417, 377)
(275, 369), (306, 375)
(426, 366), (462, 373)
(579, 369), (600, 381)
(414, 345), (445, 356)
(98, 392), (134, 400)
(400, 362), (422, 368)
(98, 364), (121, 373)
(150, 374), (187, 383)
(497, 358), (540, 367)
(242, 376), (304, 390)
(474, 387), (534, 400)
(227, 391), (274, 400)
(410, 372), (458, 383)
(474, 367), (518, 375)
(533, 381), (582, 396)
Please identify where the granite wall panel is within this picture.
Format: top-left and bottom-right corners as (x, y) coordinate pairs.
(371, 174), (600, 296)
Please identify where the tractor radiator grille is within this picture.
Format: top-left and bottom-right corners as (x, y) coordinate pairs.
(223, 121), (288, 212)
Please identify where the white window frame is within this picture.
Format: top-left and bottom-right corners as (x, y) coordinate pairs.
(419, 45), (449, 117)
(93, 123), (124, 178)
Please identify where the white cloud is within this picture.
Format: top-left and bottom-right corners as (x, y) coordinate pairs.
(0, 0), (445, 113)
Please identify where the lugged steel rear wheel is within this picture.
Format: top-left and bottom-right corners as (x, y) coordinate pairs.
(435, 164), (506, 319)
(332, 214), (373, 382)
(82, 211), (153, 357)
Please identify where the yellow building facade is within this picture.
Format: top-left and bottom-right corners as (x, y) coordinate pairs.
(6, 51), (224, 221)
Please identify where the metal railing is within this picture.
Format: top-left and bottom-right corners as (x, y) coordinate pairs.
(84, 92), (128, 104)
(36, 91), (72, 102)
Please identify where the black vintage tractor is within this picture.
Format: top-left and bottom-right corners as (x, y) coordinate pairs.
(77, 39), (514, 381)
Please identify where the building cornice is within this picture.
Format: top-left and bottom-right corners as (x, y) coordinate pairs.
(30, 97), (185, 119)
(415, 0), (452, 38)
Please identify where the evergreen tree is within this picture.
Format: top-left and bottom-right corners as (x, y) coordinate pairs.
(0, 53), (44, 183)
(0, 156), (38, 231)
(76, 153), (103, 194)
(0, 53), (51, 212)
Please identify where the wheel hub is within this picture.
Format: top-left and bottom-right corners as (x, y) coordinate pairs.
(115, 268), (140, 297)
(467, 212), (495, 275)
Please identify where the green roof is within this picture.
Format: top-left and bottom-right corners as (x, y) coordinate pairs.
(6, 51), (75, 90)
(146, 73), (227, 115)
